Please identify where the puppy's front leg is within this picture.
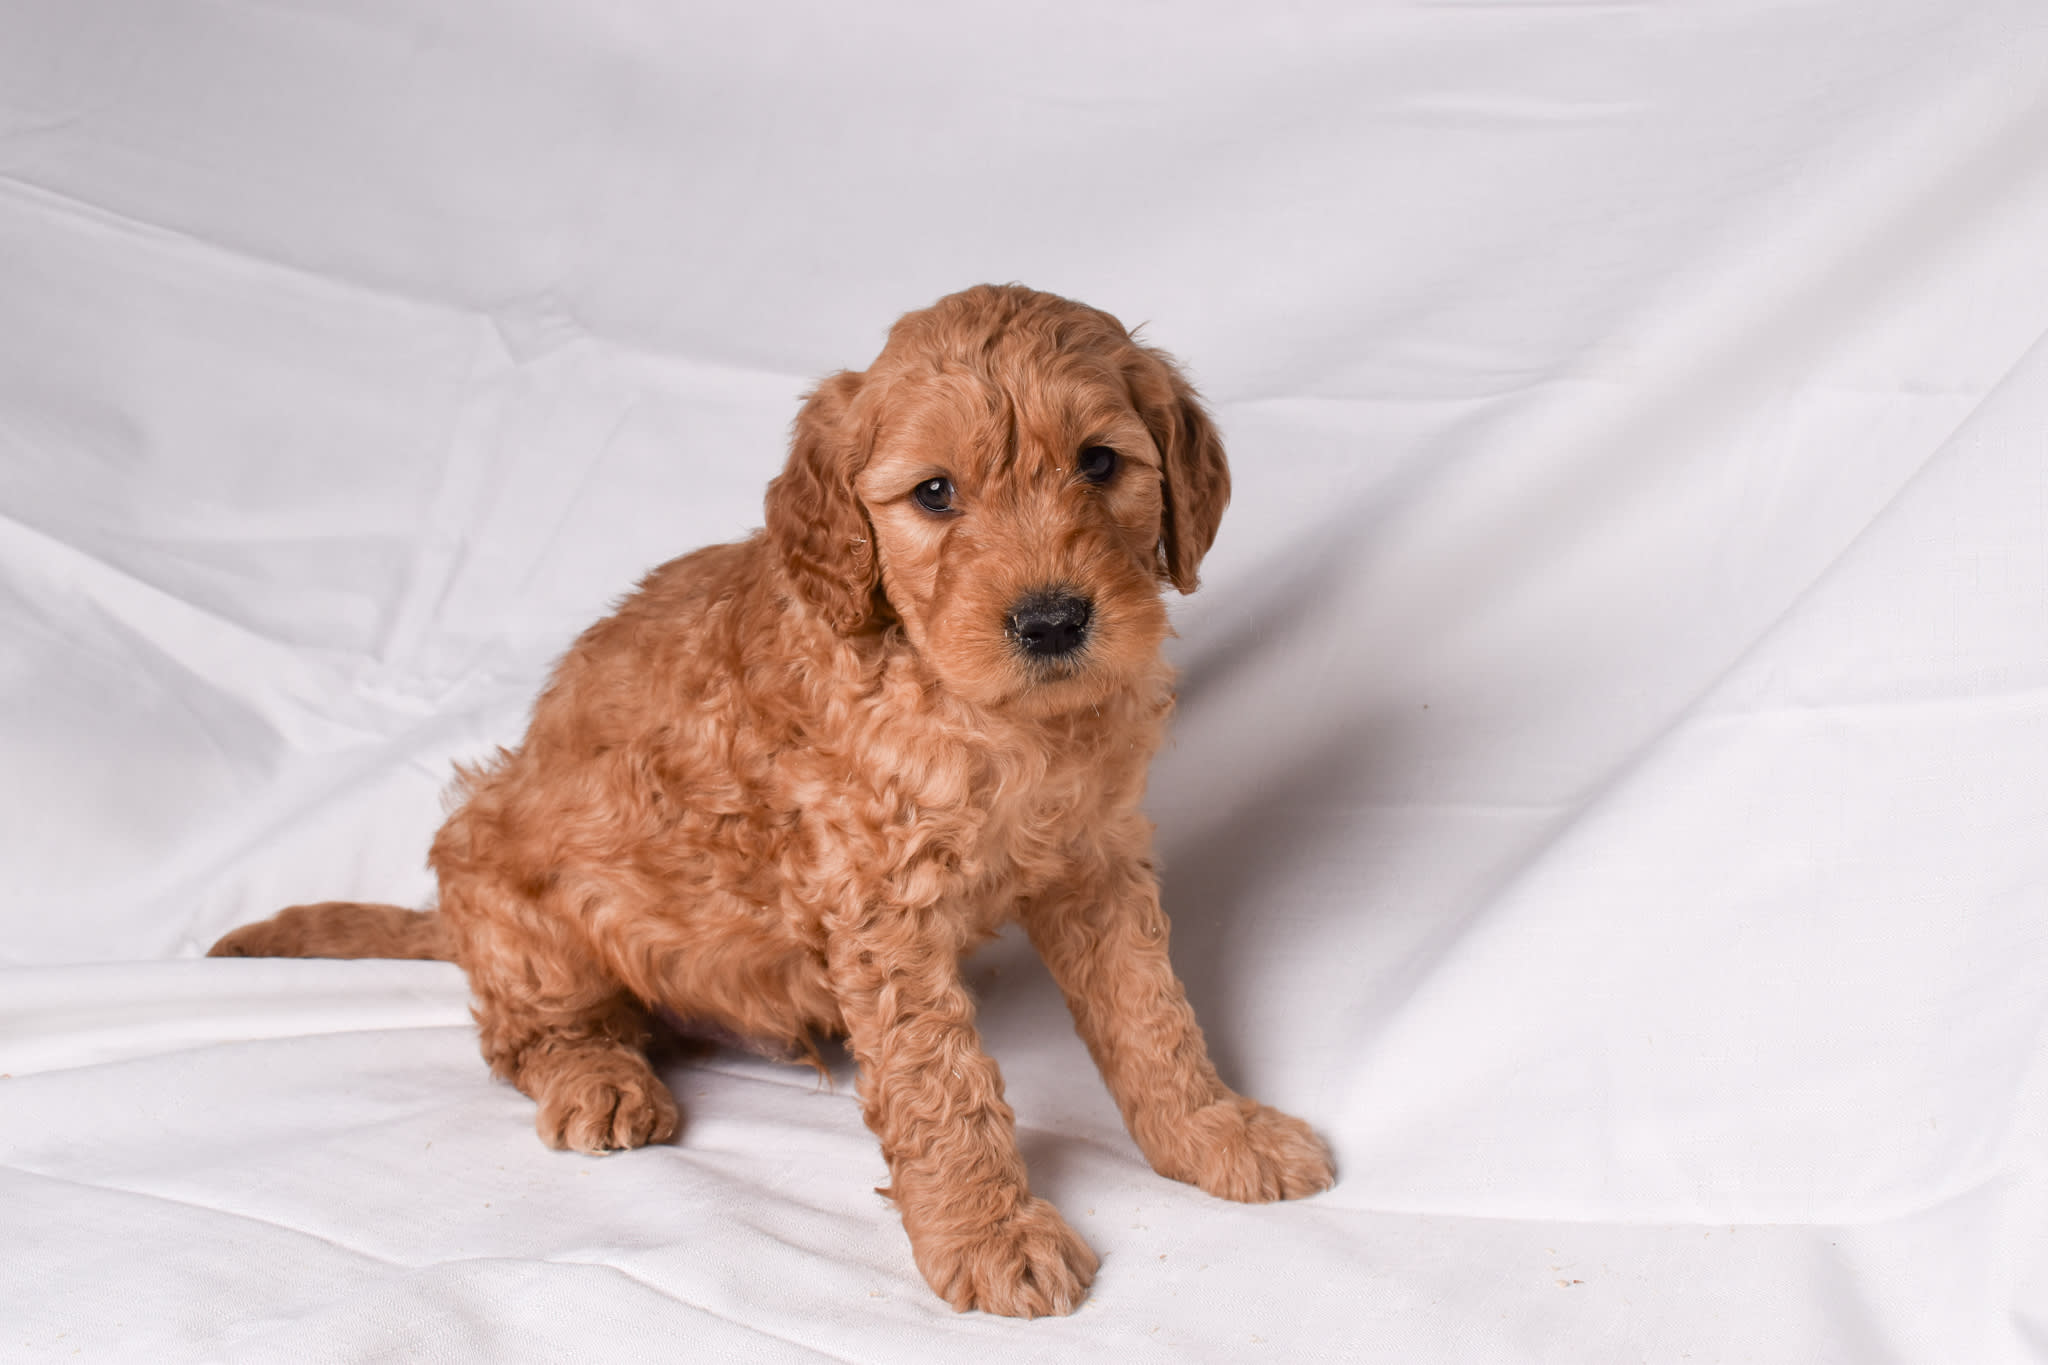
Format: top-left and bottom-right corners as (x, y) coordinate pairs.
(826, 903), (1098, 1317)
(1024, 849), (1335, 1203)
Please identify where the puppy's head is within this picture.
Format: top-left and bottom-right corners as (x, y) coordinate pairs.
(764, 284), (1230, 712)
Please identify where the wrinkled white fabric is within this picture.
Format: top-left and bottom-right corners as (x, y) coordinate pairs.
(2, 1), (2044, 1359)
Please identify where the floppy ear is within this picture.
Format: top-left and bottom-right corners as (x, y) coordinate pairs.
(1129, 346), (1231, 593)
(763, 370), (882, 632)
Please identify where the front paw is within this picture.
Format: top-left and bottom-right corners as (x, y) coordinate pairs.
(910, 1195), (1099, 1317)
(1153, 1097), (1334, 1203)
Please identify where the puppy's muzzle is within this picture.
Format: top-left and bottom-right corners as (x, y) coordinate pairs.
(1007, 590), (1093, 660)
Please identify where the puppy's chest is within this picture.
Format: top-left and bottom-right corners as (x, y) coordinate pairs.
(901, 724), (1145, 890)
(783, 712), (1145, 899)
(639, 662), (1161, 926)
(969, 763), (1095, 874)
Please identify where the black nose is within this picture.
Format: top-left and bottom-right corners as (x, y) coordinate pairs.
(1007, 590), (1093, 659)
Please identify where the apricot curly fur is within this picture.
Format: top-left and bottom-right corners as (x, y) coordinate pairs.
(210, 284), (1333, 1316)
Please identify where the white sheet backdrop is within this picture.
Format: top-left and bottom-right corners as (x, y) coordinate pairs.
(3, 1), (2045, 1360)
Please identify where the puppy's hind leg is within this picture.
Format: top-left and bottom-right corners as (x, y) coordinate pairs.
(443, 874), (679, 1155)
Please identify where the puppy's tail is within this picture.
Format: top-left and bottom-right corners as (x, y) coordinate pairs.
(207, 901), (455, 962)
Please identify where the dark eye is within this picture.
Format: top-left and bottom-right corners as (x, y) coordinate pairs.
(911, 476), (954, 513)
(1078, 445), (1119, 484)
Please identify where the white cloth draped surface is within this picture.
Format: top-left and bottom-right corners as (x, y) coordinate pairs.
(2, 2), (2044, 1359)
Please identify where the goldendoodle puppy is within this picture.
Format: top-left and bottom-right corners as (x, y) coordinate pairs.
(212, 283), (1333, 1316)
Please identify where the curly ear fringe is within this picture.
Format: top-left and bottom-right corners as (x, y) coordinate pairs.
(764, 370), (883, 632)
(1129, 347), (1231, 594)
